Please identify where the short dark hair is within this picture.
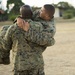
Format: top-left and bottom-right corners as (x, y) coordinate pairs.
(20, 5), (33, 19)
(44, 4), (55, 18)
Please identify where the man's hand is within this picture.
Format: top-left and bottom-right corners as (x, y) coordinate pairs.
(16, 18), (30, 31)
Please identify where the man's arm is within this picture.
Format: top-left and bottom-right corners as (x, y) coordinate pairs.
(0, 25), (13, 64)
(0, 25), (11, 64)
(24, 27), (55, 46)
(33, 11), (56, 37)
(36, 17), (56, 37)
(0, 25), (10, 38)
(0, 25), (13, 50)
(16, 19), (55, 46)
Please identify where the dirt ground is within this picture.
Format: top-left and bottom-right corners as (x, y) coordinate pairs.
(0, 21), (75, 75)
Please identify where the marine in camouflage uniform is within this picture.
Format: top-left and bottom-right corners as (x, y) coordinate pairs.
(0, 18), (55, 75)
(0, 17), (55, 60)
(25, 9), (56, 75)
(18, 7), (56, 75)
(32, 10), (56, 37)
(0, 5), (56, 75)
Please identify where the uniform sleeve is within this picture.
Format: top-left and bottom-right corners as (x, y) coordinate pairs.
(33, 10), (56, 38)
(0, 36), (11, 64)
(0, 25), (10, 38)
(3, 25), (14, 50)
(41, 18), (56, 37)
(48, 18), (56, 37)
(0, 25), (11, 64)
(0, 26), (12, 51)
(23, 21), (55, 46)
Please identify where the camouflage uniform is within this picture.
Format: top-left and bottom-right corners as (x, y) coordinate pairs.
(14, 67), (44, 75)
(0, 25), (10, 64)
(31, 10), (56, 75)
(32, 10), (56, 37)
(0, 10), (56, 74)
(0, 18), (55, 75)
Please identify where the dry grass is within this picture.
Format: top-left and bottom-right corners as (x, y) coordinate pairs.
(44, 22), (75, 75)
(0, 21), (13, 26)
(0, 21), (75, 75)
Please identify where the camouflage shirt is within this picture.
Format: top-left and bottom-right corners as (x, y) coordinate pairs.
(32, 10), (56, 37)
(0, 20), (55, 71)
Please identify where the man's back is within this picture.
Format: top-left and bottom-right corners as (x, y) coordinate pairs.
(3, 24), (44, 71)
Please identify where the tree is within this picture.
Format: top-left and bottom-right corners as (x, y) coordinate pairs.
(7, 0), (24, 15)
(57, 2), (75, 18)
(57, 2), (74, 9)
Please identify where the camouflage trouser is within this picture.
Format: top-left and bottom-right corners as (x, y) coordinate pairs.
(13, 67), (45, 75)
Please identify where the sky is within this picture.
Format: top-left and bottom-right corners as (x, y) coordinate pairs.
(1, 0), (75, 10)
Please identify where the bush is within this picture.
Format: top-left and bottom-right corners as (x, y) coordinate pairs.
(63, 9), (74, 19)
(72, 9), (75, 16)
(63, 13), (73, 19)
(8, 14), (19, 21)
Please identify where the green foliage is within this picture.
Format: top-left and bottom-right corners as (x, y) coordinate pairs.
(7, 0), (24, 15)
(63, 10), (74, 19)
(8, 14), (18, 21)
(72, 9), (75, 16)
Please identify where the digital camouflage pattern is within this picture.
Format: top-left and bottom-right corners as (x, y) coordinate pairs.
(32, 10), (56, 37)
(0, 25), (10, 64)
(0, 25), (10, 38)
(0, 9), (56, 74)
(0, 18), (55, 71)
(14, 66), (45, 75)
